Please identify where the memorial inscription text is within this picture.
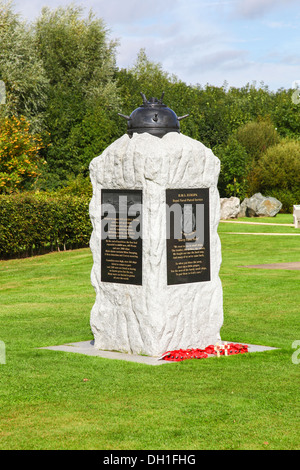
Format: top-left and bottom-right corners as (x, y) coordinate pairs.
(166, 188), (210, 285)
(101, 189), (142, 285)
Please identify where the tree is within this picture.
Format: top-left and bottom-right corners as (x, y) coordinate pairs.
(214, 137), (250, 199)
(116, 49), (209, 142)
(63, 104), (121, 177)
(271, 88), (300, 139)
(255, 139), (300, 191)
(33, 5), (120, 185)
(0, 1), (48, 132)
(235, 118), (279, 162)
(0, 115), (47, 192)
(117, 49), (176, 120)
(250, 139), (300, 212)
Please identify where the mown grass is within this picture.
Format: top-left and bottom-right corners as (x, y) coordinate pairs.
(0, 219), (299, 450)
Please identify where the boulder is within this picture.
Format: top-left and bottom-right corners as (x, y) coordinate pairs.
(239, 193), (282, 217)
(220, 197), (240, 219)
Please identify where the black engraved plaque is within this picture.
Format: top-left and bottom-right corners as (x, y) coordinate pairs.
(166, 188), (210, 285)
(101, 189), (142, 285)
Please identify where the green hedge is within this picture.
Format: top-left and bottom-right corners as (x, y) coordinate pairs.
(0, 192), (92, 259)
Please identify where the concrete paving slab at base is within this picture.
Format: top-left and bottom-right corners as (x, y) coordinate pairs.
(39, 341), (278, 366)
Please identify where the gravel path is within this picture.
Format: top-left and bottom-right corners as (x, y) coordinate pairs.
(239, 262), (300, 270)
(220, 220), (293, 226)
(225, 232), (300, 235)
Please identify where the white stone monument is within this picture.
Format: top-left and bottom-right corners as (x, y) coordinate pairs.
(89, 96), (223, 357)
(293, 205), (300, 228)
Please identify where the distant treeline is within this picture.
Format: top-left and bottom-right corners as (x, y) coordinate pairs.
(0, 2), (299, 212)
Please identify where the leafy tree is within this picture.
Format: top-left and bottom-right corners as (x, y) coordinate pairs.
(63, 104), (121, 176)
(33, 4), (120, 184)
(117, 49), (177, 118)
(271, 88), (300, 139)
(0, 1), (48, 131)
(228, 83), (274, 121)
(116, 50), (200, 139)
(193, 85), (234, 147)
(130, 49), (172, 89)
(235, 118), (279, 162)
(250, 139), (300, 212)
(55, 174), (92, 198)
(214, 137), (250, 199)
(0, 115), (47, 192)
(2, 1), (300, 198)
(255, 139), (300, 190)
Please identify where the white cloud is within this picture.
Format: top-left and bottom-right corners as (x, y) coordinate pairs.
(264, 20), (298, 29)
(198, 49), (248, 70)
(234, 0), (298, 19)
(8, 0), (300, 90)
(188, 59), (300, 90)
(89, 0), (180, 25)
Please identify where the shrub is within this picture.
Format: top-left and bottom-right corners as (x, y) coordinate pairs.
(0, 115), (47, 193)
(250, 139), (300, 213)
(0, 192), (91, 258)
(235, 118), (279, 162)
(255, 139), (300, 189)
(55, 174), (93, 198)
(215, 138), (250, 199)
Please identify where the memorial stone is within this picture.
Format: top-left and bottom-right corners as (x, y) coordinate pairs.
(89, 94), (223, 356)
(293, 205), (300, 228)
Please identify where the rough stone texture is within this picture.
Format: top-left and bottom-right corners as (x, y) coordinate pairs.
(293, 205), (300, 228)
(239, 193), (282, 217)
(89, 132), (223, 357)
(220, 197), (240, 220)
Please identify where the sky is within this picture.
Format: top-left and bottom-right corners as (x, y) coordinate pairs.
(10, 0), (300, 91)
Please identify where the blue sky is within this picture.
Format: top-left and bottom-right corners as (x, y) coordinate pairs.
(11, 0), (300, 91)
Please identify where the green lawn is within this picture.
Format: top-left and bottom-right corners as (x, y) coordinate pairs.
(0, 219), (299, 450)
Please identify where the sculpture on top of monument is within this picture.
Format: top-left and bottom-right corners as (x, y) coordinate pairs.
(118, 92), (189, 138)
